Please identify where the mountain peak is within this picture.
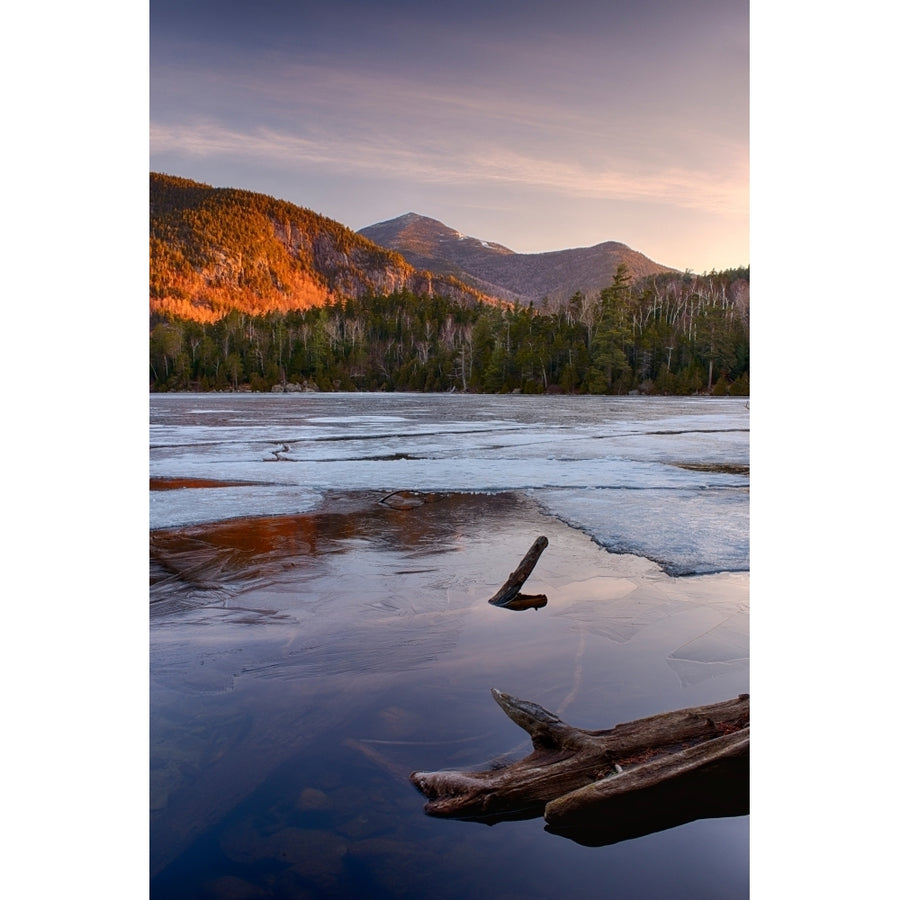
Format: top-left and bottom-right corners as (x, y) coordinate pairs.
(358, 214), (676, 307)
(366, 212), (433, 229)
(365, 212), (468, 240)
(360, 213), (515, 261)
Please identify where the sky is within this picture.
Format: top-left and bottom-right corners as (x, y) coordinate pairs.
(150, 0), (749, 272)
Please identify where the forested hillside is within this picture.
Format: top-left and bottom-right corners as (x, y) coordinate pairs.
(150, 265), (749, 396)
(150, 173), (493, 322)
(150, 174), (748, 395)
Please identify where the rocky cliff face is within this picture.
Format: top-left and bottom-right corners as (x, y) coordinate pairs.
(150, 175), (496, 323)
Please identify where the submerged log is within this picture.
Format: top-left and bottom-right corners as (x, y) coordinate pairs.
(379, 490), (443, 510)
(488, 536), (549, 609)
(410, 691), (748, 843)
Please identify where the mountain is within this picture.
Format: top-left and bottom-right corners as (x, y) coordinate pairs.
(150, 174), (497, 323)
(358, 213), (679, 308)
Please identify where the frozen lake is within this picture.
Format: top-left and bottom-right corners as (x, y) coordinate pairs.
(150, 393), (749, 576)
(150, 394), (750, 898)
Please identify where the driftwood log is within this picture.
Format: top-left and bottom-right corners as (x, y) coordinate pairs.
(410, 690), (749, 846)
(488, 536), (549, 610)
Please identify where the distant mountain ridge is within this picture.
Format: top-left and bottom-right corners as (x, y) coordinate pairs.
(359, 213), (678, 307)
(149, 174), (682, 324)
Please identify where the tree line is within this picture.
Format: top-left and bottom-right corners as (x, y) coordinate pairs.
(149, 265), (749, 396)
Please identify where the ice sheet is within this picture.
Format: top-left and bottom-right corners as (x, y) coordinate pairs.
(150, 393), (749, 575)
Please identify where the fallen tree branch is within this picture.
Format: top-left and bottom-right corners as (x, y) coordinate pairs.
(410, 691), (749, 842)
(488, 536), (549, 609)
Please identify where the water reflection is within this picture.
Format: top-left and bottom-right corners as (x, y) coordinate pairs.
(545, 752), (749, 848)
(150, 491), (748, 898)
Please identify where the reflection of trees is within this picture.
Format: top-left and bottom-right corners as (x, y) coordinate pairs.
(150, 492), (524, 612)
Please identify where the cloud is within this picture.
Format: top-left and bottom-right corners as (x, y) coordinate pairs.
(151, 118), (747, 218)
